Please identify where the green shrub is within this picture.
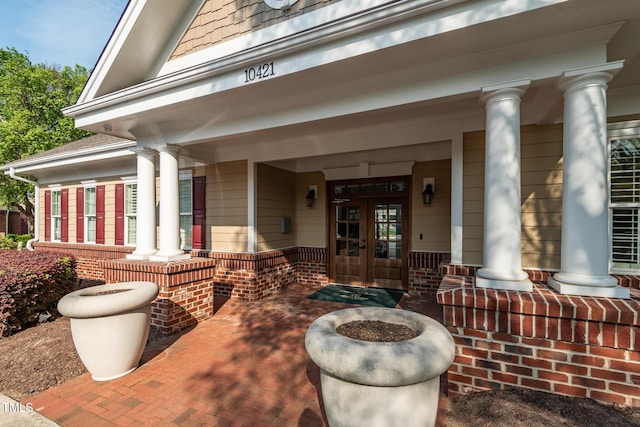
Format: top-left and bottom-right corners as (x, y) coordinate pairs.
(7, 234), (30, 245)
(0, 251), (77, 336)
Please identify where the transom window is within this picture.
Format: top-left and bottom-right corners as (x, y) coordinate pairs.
(609, 123), (640, 270)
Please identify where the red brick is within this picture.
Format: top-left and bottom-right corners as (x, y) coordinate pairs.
(537, 349), (568, 361)
(554, 383), (588, 397)
(610, 382), (640, 397)
(521, 378), (551, 391)
(555, 362), (588, 375)
(572, 376), (606, 389)
(591, 368), (627, 382)
(537, 369), (569, 382)
(590, 390), (627, 405)
(571, 354), (606, 368)
(522, 356), (553, 370)
(492, 372), (519, 384)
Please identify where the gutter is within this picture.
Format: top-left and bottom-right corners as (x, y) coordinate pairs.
(8, 168), (39, 251)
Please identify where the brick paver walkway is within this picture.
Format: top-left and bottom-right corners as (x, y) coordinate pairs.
(24, 283), (447, 426)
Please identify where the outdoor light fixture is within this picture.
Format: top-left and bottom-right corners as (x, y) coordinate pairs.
(422, 178), (435, 205)
(305, 188), (316, 208)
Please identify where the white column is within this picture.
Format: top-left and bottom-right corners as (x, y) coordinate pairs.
(476, 80), (532, 291)
(549, 62), (629, 298)
(127, 148), (157, 260)
(450, 131), (463, 265)
(247, 160), (257, 253)
(150, 146), (190, 261)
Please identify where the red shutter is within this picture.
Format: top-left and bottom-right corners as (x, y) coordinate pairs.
(96, 185), (105, 244)
(115, 183), (124, 245)
(60, 189), (68, 242)
(192, 176), (206, 250)
(44, 190), (51, 241)
(76, 187), (84, 243)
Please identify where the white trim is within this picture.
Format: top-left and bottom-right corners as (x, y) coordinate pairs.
(248, 161), (257, 253)
(6, 149), (135, 175)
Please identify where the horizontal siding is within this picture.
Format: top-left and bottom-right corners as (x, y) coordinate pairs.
(462, 124), (563, 269)
(206, 161), (248, 252)
(295, 171), (326, 248)
(412, 159), (451, 252)
(257, 164), (295, 252)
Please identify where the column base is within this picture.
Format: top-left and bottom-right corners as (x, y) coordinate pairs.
(548, 274), (630, 299)
(149, 251), (191, 262)
(126, 250), (157, 261)
(476, 267), (532, 292)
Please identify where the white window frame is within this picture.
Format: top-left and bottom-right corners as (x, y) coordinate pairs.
(50, 186), (61, 242)
(608, 120), (640, 273)
(82, 182), (97, 244)
(179, 172), (192, 250)
(123, 177), (137, 246)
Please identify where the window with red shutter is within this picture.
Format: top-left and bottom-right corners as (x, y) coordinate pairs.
(96, 185), (105, 244)
(44, 190), (51, 241)
(76, 187), (84, 243)
(115, 184), (124, 245)
(192, 176), (206, 250)
(61, 189), (68, 242)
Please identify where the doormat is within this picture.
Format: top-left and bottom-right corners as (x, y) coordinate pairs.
(307, 285), (404, 308)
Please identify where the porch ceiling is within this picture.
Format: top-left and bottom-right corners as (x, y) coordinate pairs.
(72, 0), (640, 152)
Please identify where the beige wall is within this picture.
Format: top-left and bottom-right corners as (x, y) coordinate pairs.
(462, 124), (564, 269)
(171, 0), (334, 60)
(256, 164), (295, 251)
(411, 160), (452, 253)
(295, 171), (326, 248)
(204, 160), (248, 252)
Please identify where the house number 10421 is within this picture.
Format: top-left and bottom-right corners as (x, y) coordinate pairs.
(244, 62), (275, 83)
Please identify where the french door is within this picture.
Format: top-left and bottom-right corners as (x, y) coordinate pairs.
(328, 178), (409, 290)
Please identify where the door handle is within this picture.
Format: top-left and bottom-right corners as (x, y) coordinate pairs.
(359, 245), (366, 249)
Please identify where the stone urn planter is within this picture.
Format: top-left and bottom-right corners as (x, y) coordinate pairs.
(305, 307), (455, 427)
(57, 281), (159, 381)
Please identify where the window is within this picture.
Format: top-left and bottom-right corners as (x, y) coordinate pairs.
(84, 186), (96, 243)
(609, 122), (640, 270)
(125, 183), (137, 245)
(179, 176), (192, 250)
(51, 190), (61, 241)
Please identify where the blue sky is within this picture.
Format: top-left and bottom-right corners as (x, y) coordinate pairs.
(0, 0), (128, 69)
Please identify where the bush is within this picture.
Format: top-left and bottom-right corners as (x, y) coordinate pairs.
(0, 234), (30, 250)
(0, 251), (77, 336)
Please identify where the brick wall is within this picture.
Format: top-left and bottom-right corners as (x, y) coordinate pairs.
(409, 251), (450, 297)
(437, 271), (640, 407)
(101, 258), (217, 335)
(34, 242), (133, 285)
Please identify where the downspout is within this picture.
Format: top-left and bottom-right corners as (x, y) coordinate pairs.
(8, 167), (39, 251)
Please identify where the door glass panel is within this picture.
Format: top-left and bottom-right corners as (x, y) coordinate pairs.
(376, 183), (389, 192)
(374, 203), (402, 259)
(337, 223), (347, 238)
(336, 205), (360, 258)
(348, 207), (359, 221)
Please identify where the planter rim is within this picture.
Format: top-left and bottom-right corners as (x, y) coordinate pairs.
(305, 307), (455, 386)
(58, 281), (159, 319)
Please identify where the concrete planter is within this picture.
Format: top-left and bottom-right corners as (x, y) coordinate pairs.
(57, 281), (159, 381)
(305, 307), (455, 427)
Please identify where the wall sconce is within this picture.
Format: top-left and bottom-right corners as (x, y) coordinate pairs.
(422, 178), (435, 205)
(305, 185), (317, 208)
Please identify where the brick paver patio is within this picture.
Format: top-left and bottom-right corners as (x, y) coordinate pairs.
(24, 283), (447, 426)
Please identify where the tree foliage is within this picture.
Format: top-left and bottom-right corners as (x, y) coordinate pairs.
(0, 48), (92, 230)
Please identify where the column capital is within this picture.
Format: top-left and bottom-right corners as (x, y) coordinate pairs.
(480, 79), (530, 105)
(156, 144), (181, 155)
(558, 61), (624, 94)
(131, 147), (157, 159)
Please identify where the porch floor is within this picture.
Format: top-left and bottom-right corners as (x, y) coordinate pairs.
(24, 283), (447, 426)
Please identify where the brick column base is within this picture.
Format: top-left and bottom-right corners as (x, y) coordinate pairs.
(100, 258), (216, 335)
(437, 271), (640, 407)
